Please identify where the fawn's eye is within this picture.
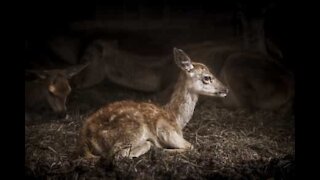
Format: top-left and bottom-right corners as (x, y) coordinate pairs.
(202, 76), (212, 84)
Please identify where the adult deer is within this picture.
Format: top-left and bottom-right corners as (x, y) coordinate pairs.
(72, 39), (173, 92)
(183, 7), (294, 113)
(79, 48), (228, 160)
(25, 63), (89, 117)
(183, 40), (294, 114)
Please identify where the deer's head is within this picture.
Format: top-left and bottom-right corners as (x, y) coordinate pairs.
(27, 63), (89, 115)
(173, 47), (228, 97)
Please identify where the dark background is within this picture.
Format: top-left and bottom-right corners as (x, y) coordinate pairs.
(25, 0), (293, 71)
(22, 1), (305, 179)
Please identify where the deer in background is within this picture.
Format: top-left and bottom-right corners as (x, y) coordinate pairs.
(71, 39), (174, 92)
(218, 51), (294, 112)
(182, 27), (294, 113)
(25, 63), (89, 117)
(79, 48), (228, 160)
(178, 3), (294, 113)
(225, 7), (294, 112)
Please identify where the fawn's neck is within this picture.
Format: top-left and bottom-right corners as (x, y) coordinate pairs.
(164, 72), (199, 129)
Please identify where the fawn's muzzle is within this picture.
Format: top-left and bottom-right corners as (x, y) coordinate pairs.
(216, 88), (228, 97)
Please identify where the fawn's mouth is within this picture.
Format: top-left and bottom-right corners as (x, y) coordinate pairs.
(205, 92), (227, 97)
(215, 92), (227, 97)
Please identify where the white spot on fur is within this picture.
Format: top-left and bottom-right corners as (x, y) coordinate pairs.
(109, 114), (117, 122)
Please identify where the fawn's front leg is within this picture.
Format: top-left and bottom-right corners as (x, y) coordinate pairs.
(157, 128), (193, 152)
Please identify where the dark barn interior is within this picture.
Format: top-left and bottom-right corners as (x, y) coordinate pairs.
(25, 0), (295, 179)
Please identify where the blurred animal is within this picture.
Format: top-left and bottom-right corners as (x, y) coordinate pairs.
(183, 34), (293, 113)
(72, 39), (174, 91)
(25, 63), (89, 117)
(180, 4), (294, 113)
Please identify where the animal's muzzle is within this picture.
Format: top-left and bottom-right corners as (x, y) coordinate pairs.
(216, 88), (228, 97)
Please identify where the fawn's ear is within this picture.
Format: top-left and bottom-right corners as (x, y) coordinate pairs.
(173, 47), (194, 72)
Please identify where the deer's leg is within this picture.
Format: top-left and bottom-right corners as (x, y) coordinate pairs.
(128, 141), (152, 158)
(158, 129), (193, 151)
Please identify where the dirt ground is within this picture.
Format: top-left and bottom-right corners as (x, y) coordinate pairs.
(25, 79), (295, 179)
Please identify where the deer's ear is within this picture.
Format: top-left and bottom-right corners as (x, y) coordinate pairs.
(26, 70), (49, 79)
(65, 62), (90, 79)
(173, 47), (194, 72)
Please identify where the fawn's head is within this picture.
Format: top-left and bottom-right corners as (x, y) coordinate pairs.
(27, 63), (89, 115)
(173, 47), (228, 97)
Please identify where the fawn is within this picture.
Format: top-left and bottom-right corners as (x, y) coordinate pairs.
(79, 48), (228, 160)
